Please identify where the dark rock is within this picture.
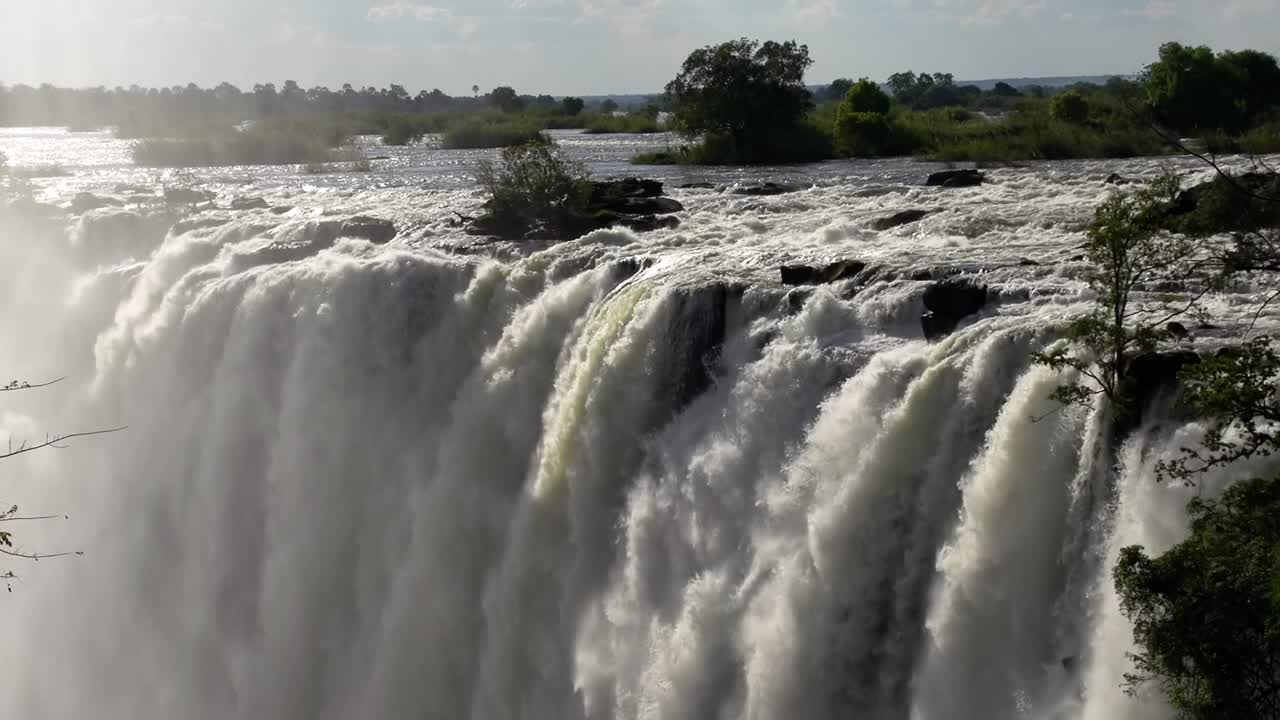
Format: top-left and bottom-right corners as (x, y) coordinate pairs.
(164, 188), (213, 205)
(921, 278), (989, 340)
(618, 214), (680, 233)
(729, 182), (805, 197)
(1117, 351), (1201, 435)
(1167, 321), (1189, 339)
(70, 192), (122, 213)
(339, 216), (397, 244)
(871, 209), (931, 231)
(780, 259), (867, 286)
(656, 283), (741, 415)
(1018, 258), (1040, 266)
(590, 178), (664, 203)
(606, 196), (684, 215)
(611, 257), (656, 282)
(1069, 254), (1086, 262)
(270, 206), (294, 215)
(1104, 173), (1134, 186)
(228, 196), (269, 211)
(911, 269), (934, 281)
(678, 182), (717, 190)
(926, 169), (985, 188)
(1162, 172), (1280, 234)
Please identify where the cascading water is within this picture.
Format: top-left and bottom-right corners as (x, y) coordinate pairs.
(0, 139), (1272, 720)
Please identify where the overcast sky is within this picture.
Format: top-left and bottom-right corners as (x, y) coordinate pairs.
(2, 0), (1278, 95)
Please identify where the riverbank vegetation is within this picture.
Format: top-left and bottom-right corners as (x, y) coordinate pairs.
(1032, 136), (1280, 715)
(634, 38), (1280, 165)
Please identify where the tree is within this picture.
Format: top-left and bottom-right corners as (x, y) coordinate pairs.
(1145, 43), (1243, 133)
(832, 79), (899, 157)
(1115, 476), (1280, 719)
(472, 84), (480, 98)
(1032, 176), (1203, 414)
(474, 137), (590, 236)
(489, 86), (523, 113)
(825, 77), (854, 102)
(992, 81), (1022, 97)
(839, 78), (890, 115)
(561, 96), (585, 117)
(664, 37), (813, 158)
(599, 98), (619, 114)
(1050, 90), (1090, 124)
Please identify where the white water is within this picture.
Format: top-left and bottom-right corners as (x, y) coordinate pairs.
(1, 134), (1277, 719)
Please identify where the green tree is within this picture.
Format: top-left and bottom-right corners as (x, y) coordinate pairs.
(489, 86), (524, 113)
(1050, 90), (1090, 124)
(1115, 476), (1280, 719)
(832, 79), (899, 157)
(840, 78), (891, 115)
(1145, 43), (1243, 133)
(664, 37), (814, 160)
(825, 78), (854, 102)
(599, 99), (619, 114)
(1032, 176), (1201, 413)
(992, 81), (1022, 97)
(561, 96), (585, 117)
(475, 137), (590, 234)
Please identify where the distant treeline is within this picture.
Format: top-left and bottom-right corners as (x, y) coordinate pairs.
(0, 81), (646, 131)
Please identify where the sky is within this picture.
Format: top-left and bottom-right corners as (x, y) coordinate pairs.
(2, 0), (1278, 95)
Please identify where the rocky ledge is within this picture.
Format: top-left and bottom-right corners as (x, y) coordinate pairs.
(467, 177), (683, 241)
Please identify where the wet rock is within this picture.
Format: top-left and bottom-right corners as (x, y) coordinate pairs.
(1167, 321), (1189, 339)
(610, 257), (656, 282)
(468, 177), (683, 241)
(70, 192), (122, 213)
(1104, 173), (1135, 186)
(780, 259), (867, 286)
(926, 169), (984, 189)
(921, 277), (989, 340)
(656, 283), (741, 415)
(270, 206), (294, 215)
(339, 216), (397, 244)
(164, 188), (214, 205)
(228, 196), (269, 211)
(871, 209), (931, 231)
(1069, 254), (1086, 262)
(1117, 351), (1201, 435)
(728, 182), (805, 196)
(677, 182), (717, 190)
(1018, 258), (1040, 266)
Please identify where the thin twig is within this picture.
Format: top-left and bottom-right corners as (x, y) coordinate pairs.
(0, 377), (66, 393)
(1, 426), (128, 461)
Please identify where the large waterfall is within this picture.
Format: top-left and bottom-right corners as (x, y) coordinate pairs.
(0, 146), (1264, 719)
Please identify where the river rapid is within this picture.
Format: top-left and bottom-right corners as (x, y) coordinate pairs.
(0, 127), (1276, 720)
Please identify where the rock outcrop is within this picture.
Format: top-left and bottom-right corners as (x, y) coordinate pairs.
(871, 209), (931, 231)
(926, 169), (984, 189)
(921, 277), (989, 340)
(728, 182), (805, 196)
(467, 177), (683, 241)
(780, 260), (867, 286)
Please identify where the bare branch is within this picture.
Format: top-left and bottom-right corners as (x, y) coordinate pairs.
(1, 426), (128, 461)
(0, 377), (66, 393)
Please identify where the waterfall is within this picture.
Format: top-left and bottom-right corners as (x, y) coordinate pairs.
(0, 207), (1246, 719)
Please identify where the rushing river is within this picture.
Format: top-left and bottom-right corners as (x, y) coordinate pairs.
(0, 127), (1275, 719)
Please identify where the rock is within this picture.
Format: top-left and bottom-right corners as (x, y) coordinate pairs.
(921, 278), (989, 340)
(926, 169), (984, 188)
(164, 188), (213, 205)
(728, 182), (804, 197)
(618, 214), (680, 233)
(467, 177), (684, 241)
(1018, 258), (1040, 266)
(605, 196), (684, 215)
(228, 196), (269, 211)
(339, 216), (397, 244)
(1117, 351), (1201, 435)
(270, 206), (294, 215)
(1069, 254), (1086, 262)
(1167, 321), (1189, 339)
(871, 209), (931, 231)
(677, 182), (717, 190)
(590, 178), (664, 203)
(70, 192), (122, 213)
(780, 259), (867, 286)
(1161, 172), (1280, 234)
(1104, 173), (1135, 186)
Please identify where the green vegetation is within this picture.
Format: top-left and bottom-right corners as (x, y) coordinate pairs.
(441, 116), (546, 149)
(472, 137), (591, 237)
(662, 38), (819, 164)
(632, 38), (1280, 165)
(1033, 153), (1280, 715)
(132, 120), (353, 167)
(582, 113), (662, 134)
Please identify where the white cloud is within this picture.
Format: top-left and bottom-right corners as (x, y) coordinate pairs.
(576, 0), (665, 26)
(1120, 0), (1177, 20)
(920, 0), (1048, 25)
(789, 0), (840, 22)
(367, 2), (454, 21)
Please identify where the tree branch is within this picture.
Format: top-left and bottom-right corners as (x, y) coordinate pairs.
(1, 426), (128, 461)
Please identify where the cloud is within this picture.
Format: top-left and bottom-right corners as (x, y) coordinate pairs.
(129, 14), (222, 30)
(789, 0), (840, 22)
(921, 0), (1048, 25)
(366, 2), (480, 37)
(1120, 1), (1176, 20)
(511, 0), (567, 7)
(367, 2), (455, 21)
(575, 0), (665, 26)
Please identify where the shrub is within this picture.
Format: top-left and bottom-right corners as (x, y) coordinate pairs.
(840, 78), (891, 115)
(475, 137), (591, 234)
(441, 117), (545, 149)
(582, 113), (662, 134)
(1050, 91), (1090, 125)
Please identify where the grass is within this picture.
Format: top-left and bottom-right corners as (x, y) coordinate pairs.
(441, 116), (546, 149)
(132, 120), (357, 167)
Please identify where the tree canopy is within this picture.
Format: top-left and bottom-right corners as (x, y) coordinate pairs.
(1145, 43), (1280, 133)
(664, 38), (814, 153)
